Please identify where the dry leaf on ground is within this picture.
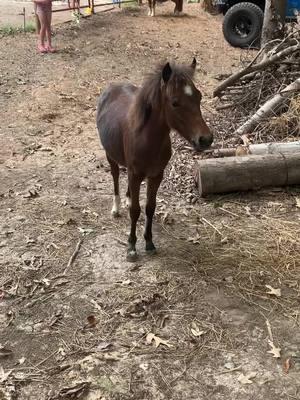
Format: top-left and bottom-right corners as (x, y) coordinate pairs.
(265, 285), (281, 297)
(267, 340), (281, 358)
(0, 366), (13, 383)
(191, 323), (205, 337)
(191, 328), (204, 337)
(146, 333), (172, 348)
(86, 315), (97, 328)
(238, 372), (257, 384)
(283, 358), (291, 373)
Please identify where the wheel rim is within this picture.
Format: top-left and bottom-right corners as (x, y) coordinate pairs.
(232, 16), (252, 38)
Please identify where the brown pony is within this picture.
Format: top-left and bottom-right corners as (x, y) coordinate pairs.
(96, 59), (213, 261)
(147, 0), (183, 16)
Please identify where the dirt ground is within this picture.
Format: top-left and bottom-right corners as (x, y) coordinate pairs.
(1, 4), (300, 400)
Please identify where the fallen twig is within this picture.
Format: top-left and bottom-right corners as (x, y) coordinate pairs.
(63, 238), (83, 274)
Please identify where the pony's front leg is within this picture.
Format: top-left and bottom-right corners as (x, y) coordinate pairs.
(127, 171), (143, 262)
(144, 173), (163, 254)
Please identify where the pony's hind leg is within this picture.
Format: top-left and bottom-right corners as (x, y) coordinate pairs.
(127, 170), (143, 262)
(144, 173), (163, 254)
(107, 155), (121, 218)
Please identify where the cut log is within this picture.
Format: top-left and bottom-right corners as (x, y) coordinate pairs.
(205, 140), (300, 158)
(247, 140), (300, 155)
(195, 152), (300, 196)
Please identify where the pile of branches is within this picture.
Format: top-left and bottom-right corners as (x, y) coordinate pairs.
(214, 27), (300, 142)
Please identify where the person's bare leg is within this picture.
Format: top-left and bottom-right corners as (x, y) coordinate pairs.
(37, 11), (47, 52)
(45, 11), (56, 52)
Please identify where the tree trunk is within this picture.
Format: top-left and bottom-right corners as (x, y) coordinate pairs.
(195, 152), (300, 196)
(261, 0), (286, 47)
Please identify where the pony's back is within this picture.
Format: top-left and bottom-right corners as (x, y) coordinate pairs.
(96, 83), (137, 166)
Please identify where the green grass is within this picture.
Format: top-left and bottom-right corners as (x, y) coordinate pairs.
(120, 0), (139, 9)
(0, 22), (36, 36)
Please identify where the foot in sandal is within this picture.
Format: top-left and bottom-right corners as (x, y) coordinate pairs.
(37, 44), (47, 53)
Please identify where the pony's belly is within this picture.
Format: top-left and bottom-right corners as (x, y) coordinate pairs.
(130, 145), (172, 178)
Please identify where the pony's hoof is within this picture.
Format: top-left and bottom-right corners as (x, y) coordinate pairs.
(146, 242), (156, 255)
(111, 210), (120, 218)
(146, 248), (157, 256)
(127, 250), (138, 262)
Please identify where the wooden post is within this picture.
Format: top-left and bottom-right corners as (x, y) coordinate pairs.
(23, 7), (26, 32)
(195, 152), (300, 196)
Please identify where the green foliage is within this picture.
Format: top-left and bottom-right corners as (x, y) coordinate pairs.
(0, 22), (36, 36)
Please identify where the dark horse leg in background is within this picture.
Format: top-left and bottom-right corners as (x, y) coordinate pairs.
(173, 0), (183, 14)
(148, 0), (156, 16)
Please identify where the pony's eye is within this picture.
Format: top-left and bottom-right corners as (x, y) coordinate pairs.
(172, 100), (180, 108)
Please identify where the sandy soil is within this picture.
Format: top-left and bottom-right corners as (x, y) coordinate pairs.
(0, 4), (300, 400)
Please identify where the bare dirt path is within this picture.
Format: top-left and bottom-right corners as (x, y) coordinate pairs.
(1, 5), (300, 399)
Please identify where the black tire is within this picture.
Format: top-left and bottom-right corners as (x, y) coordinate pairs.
(222, 2), (264, 48)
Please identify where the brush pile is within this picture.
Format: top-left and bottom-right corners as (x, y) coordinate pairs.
(214, 27), (300, 142)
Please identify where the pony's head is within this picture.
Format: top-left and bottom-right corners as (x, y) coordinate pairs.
(161, 58), (213, 152)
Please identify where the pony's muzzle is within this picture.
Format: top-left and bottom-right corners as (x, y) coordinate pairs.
(191, 134), (213, 152)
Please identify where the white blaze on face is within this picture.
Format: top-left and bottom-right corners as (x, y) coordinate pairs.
(184, 85), (193, 97)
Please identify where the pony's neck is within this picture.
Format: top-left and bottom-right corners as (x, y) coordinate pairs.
(132, 84), (170, 137)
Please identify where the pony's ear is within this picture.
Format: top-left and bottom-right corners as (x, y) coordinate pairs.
(191, 57), (197, 70)
(162, 62), (172, 84)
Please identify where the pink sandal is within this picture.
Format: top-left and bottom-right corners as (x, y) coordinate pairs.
(37, 44), (47, 53)
(46, 45), (56, 53)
